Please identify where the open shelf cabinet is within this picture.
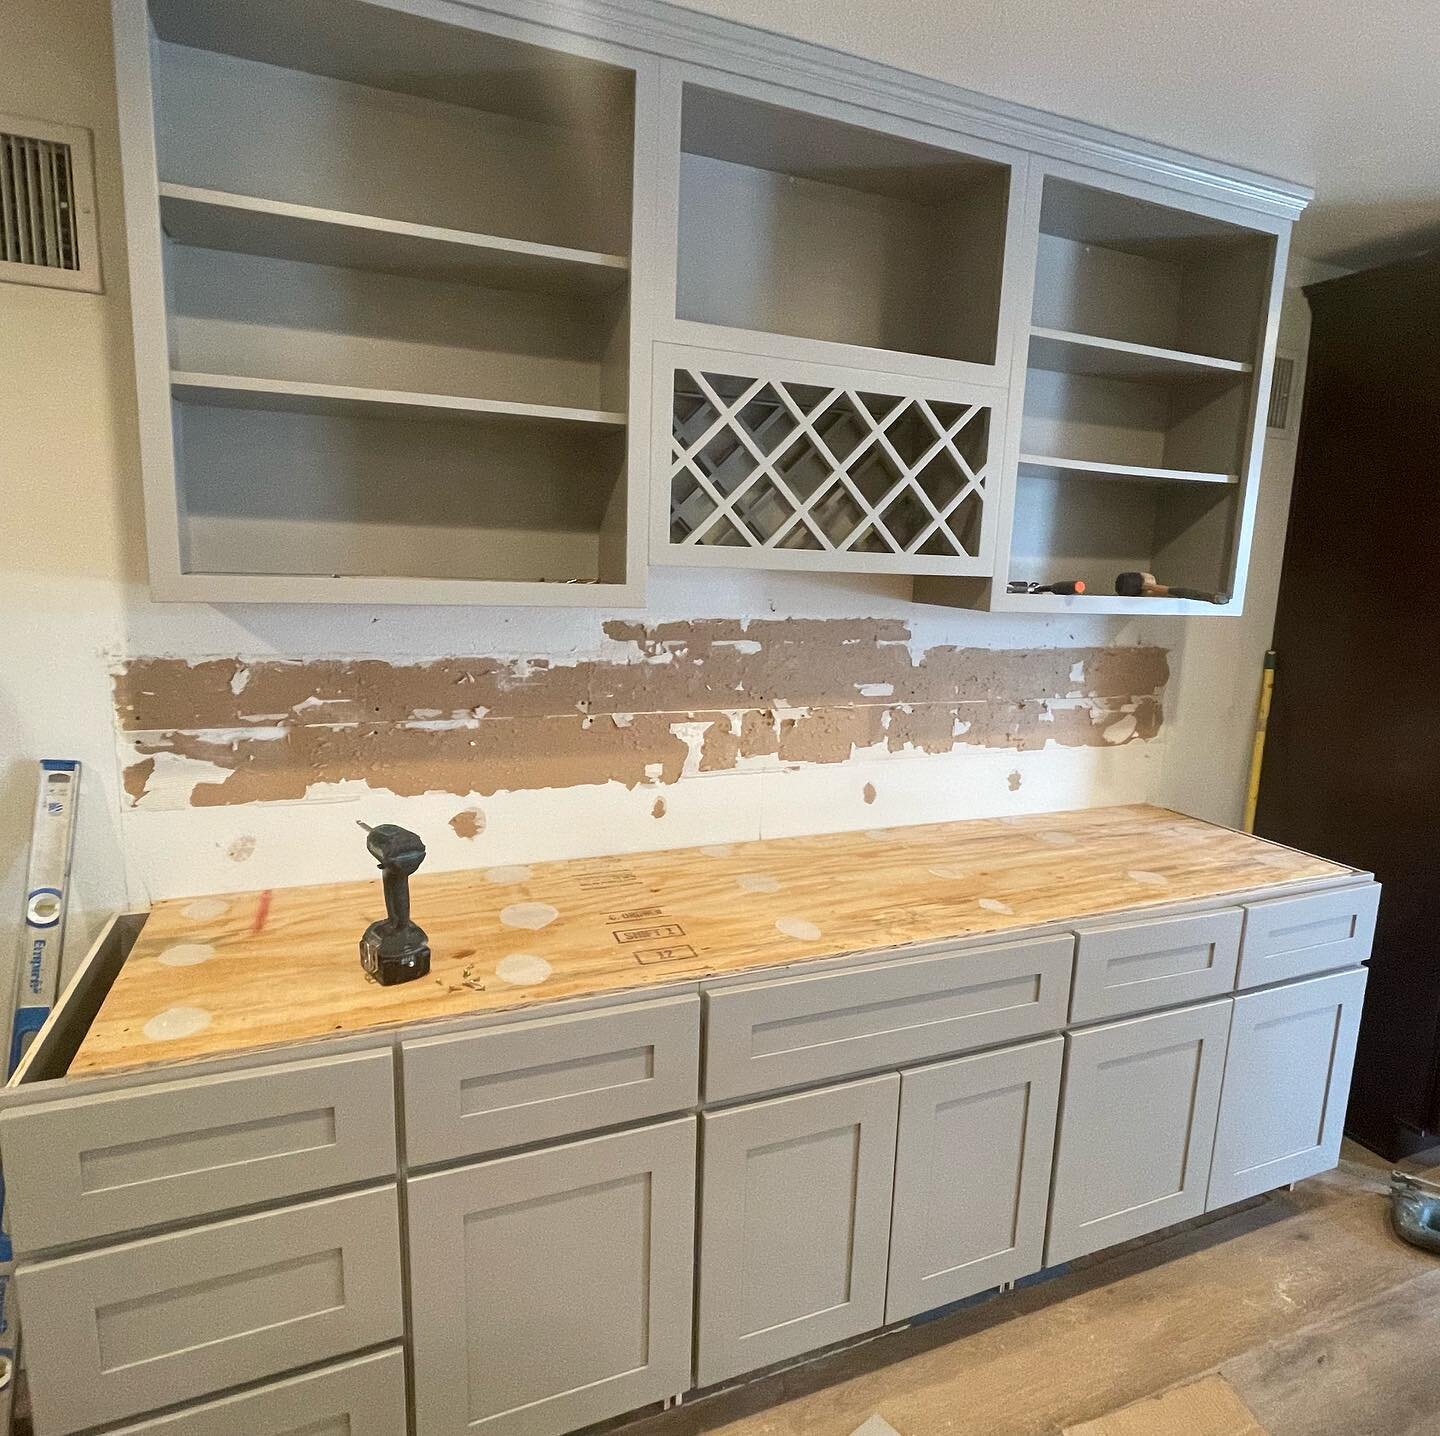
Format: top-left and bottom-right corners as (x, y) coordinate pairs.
(115, 0), (649, 603)
(663, 70), (1020, 382)
(976, 164), (1287, 615)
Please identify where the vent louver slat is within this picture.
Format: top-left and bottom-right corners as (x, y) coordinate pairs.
(1, 129), (78, 272)
(1266, 353), (1296, 433)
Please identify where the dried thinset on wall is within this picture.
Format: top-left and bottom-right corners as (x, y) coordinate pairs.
(114, 619), (1168, 808)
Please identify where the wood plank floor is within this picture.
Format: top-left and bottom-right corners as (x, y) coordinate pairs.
(614, 1142), (1440, 1436)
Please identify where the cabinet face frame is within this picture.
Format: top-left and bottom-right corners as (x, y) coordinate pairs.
(983, 157), (1291, 618)
(110, 0), (661, 606)
(407, 1117), (697, 1436)
(695, 1073), (900, 1387)
(1207, 966), (1367, 1209)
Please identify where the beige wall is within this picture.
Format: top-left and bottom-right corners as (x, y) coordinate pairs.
(0, 0), (1307, 994)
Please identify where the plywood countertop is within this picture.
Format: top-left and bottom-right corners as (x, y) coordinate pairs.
(70, 805), (1355, 1077)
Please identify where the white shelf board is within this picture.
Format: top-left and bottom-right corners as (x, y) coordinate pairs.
(993, 590), (1235, 617)
(158, 185), (631, 296)
(170, 373), (628, 431)
(1017, 454), (1238, 485)
(1028, 327), (1251, 381)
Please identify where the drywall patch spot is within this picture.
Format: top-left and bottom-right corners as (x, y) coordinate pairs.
(1103, 714), (1139, 744)
(862, 782), (877, 805)
(450, 807), (485, 840)
(495, 953), (553, 986)
(1007, 770), (1022, 791)
(485, 865), (532, 885)
(776, 916), (822, 941)
(500, 901), (559, 931)
(737, 873), (781, 893)
(652, 797), (667, 819)
(179, 897), (229, 921)
(978, 897), (1014, 915)
(143, 1006), (212, 1041)
(226, 836), (256, 863)
(122, 758), (155, 808)
(157, 943), (216, 967)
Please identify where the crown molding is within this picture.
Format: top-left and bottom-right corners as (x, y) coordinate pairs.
(451, 0), (1311, 220)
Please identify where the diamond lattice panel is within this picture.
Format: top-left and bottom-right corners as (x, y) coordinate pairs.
(667, 368), (992, 567)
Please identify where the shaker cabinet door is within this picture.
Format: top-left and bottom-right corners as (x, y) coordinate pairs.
(408, 1118), (697, 1436)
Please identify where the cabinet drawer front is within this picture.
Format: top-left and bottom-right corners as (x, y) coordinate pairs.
(20, 1186), (403, 1434)
(0, 1049), (396, 1255)
(887, 1037), (1062, 1322)
(697, 1074), (899, 1387)
(409, 1119), (696, 1436)
(703, 936), (1073, 1101)
(1071, 909), (1243, 1022)
(103, 1348), (406, 1435)
(1045, 1000), (1232, 1266)
(1239, 884), (1379, 987)
(1208, 967), (1368, 1209)
(402, 996), (699, 1168)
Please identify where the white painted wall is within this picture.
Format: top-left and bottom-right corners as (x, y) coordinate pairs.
(0, 0), (1311, 992)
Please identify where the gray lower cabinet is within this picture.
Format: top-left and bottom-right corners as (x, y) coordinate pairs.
(101, 1348), (407, 1435)
(696, 1072), (900, 1388)
(885, 1037), (1063, 1323)
(20, 1186), (403, 1434)
(407, 1117), (697, 1436)
(1208, 966), (1368, 1209)
(1045, 999), (1232, 1265)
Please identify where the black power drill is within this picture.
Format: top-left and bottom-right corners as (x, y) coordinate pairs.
(357, 822), (431, 985)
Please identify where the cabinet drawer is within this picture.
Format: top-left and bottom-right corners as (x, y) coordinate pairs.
(402, 995), (699, 1167)
(101, 1348), (406, 1435)
(20, 1186), (403, 1434)
(0, 1049), (397, 1255)
(1071, 909), (1243, 1022)
(1238, 883), (1380, 987)
(703, 936), (1072, 1102)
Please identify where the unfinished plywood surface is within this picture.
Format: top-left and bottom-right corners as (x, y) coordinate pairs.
(1065, 1376), (1268, 1436)
(71, 806), (1350, 1076)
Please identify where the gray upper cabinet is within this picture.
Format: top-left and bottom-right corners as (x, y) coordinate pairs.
(886, 1037), (1063, 1323)
(1208, 967), (1368, 1209)
(1237, 883), (1380, 988)
(0, 1048), (396, 1253)
(696, 1072), (900, 1387)
(19, 1186), (403, 1434)
(1046, 999), (1232, 1265)
(407, 1117), (697, 1436)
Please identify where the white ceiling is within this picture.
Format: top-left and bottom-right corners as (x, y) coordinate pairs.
(672, 0), (1440, 267)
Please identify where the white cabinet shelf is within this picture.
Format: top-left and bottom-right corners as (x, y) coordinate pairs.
(170, 373), (628, 430)
(1027, 327), (1251, 381)
(158, 185), (631, 297)
(1017, 454), (1236, 485)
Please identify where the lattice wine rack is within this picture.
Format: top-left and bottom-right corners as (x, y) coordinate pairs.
(653, 350), (1003, 574)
